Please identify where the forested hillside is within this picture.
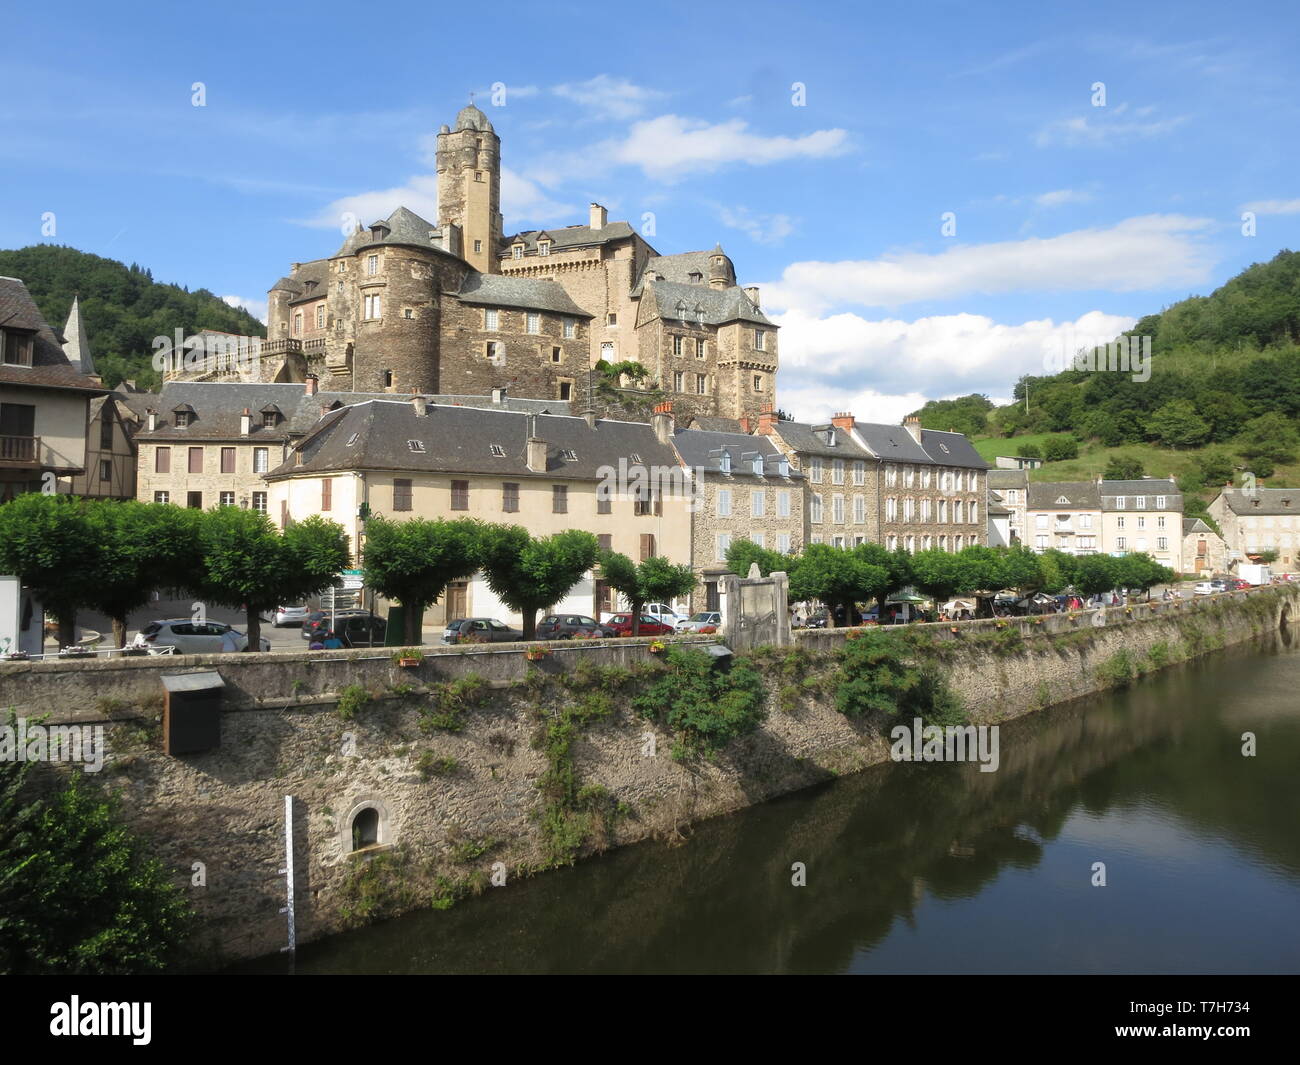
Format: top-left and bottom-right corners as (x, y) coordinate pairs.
(0, 245), (265, 389)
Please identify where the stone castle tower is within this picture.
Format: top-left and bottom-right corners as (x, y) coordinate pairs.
(435, 104), (503, 275)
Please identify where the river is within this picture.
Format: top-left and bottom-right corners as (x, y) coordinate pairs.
(238, 634), (1300, 974)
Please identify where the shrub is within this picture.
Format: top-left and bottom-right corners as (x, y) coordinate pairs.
(336, 684), (371, 721)
(834, 630), (966, 729)
(631, 646), (766, 760)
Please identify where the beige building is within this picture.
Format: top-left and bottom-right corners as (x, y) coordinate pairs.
(0, 280), (105, 501)
(1208, 488), (1300, 571)
(1098, 478), (1182, 572)
(668, 414), (804, 610)
(760, 411), (988, 551)
(1025, 482), (1102, 554)
(265, 399), (692, 627)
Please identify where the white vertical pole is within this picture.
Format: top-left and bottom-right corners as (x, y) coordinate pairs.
(279, 794), (296, 955)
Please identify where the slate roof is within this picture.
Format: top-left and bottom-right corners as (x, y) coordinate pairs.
(60, 295), (96, 376)
(641, 279), (771, 327)
(1099, 478), (1180, 511)
(0, 277), (106, 392)
(267, 402), (680, 480)
(1183, 517), (1215, 536)
(327, 206), (464, 262)
(920, 429), (989, 470)
(133, 382), (569, 442)
(685, 415), (746, 432)
(1214, 488), (1300, 516)
(1027, 481), (1102, 510)
(987, 469), (1030, 491)
(768, 420), (874, 460)
(456, 273), (591, 317)
(501, 221), (636, 255)
(634, 250), (714, 289)
(671, 428), (801, 480)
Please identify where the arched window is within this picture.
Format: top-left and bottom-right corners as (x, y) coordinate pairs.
(351, 808), (379, 851)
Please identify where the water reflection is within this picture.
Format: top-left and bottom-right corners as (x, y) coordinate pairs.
(234, 635), (1300, 974)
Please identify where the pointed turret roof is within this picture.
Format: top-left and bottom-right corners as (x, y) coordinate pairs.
(61, 294), (96, 376)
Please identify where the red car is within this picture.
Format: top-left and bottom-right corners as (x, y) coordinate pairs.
(606, 613), (674, 637)
(1230, 578), (1251, 590)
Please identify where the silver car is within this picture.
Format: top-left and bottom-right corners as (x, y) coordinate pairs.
(273, 604), (309, 627)
(676, 611), (722, 632)
(132, 619), (271, 654)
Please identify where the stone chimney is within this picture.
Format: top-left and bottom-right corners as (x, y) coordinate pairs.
(146, 409), (157, 432)
(491, 386), (507, 405)
(412, 393), (428, 417)
(831, 411), (855, 431)
(526, 416), (547, 472)
(757, 410), (780, 435)
(290, 262), (301, 276)
(305, 374), (318, 396)
(744, 286), (760, 309)
(651, 401), (674, 445)
(903, 414), (922, 444)
(589, 203), (607, 230)
(240, 408), (252, 435)
(582, 409), (598, 430)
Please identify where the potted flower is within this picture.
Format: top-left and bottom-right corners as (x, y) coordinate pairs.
(392, 648), (424, 668)
(648, 639), (667, 654)
(525, 645), (551, 661)
(950, 626), (960, 634)
(699, 625), (717, 634)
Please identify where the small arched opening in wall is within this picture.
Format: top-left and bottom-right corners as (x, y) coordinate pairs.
(342, 798), (391, 855)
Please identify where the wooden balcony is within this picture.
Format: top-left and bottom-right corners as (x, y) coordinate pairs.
(0, 435), (39, 465)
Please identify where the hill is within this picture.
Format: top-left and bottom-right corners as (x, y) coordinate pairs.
(0, 245), (266, 390)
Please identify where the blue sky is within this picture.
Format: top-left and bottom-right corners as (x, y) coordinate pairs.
(3, 0), (1298, 422)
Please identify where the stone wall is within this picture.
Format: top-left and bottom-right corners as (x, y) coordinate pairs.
(2, 586), (1292, 966)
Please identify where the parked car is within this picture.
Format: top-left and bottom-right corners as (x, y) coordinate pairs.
(273, 604), (309, 627)
(805, 612), (829, 629)
(601, 602), (683, 627)
(132, 619), (271, 654)
(1230, 578), (1251, 590)
(536, 614), (615, 639)
(676, 611), (722, 632)
(1193, 580), (1227, 596)
(304, 610), (384, 645)
(307, 612), (387, 648)
(606, 613), (674, 637)
(443, 618), (523, 644)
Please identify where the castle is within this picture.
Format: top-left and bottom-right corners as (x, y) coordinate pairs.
(173, 103), (779, 424)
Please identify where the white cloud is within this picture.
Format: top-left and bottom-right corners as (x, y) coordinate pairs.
(302, 175), (440, 230)
(1035, 108), (1188, 148)
(762, 214), (1215, 314)
(1241, 198), (1300, 216)
(552, 75), (666, 120)
(222, 294), (268, 324)
(501, 167), (575, 225)
(602, 115), (848, 182)
(768, 308), (1136, 422)
(718, 205), (795, 245)
(1034, 187), (1093, 208)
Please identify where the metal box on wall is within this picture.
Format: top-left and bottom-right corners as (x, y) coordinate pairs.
(162, 671), (225, 755)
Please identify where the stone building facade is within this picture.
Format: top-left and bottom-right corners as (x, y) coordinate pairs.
(1208, 487), (1300, 571)
(1182, 517), (1227, 575)
(759, 412), (988, 551)
(987, 468), (1028, 545)
(170, 103), (777, 424)
(669, 414), (805, 610)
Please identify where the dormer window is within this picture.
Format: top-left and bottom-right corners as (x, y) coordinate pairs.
(539, 241), (551, 256)
(676, 301), (688, 320)
(262, 411), (277, 428)
(512, 244), (524, 260)
(173, 407), (194, 428)
(777, 457), (790, 476)
(688, 271), (702, 284)
(719, 450), (732, 473)
(751, 456), (763, 476)
(1, 330), (34, 366)
(694, 305), (704, 325)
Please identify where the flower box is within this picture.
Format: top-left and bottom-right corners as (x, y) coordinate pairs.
(648, 640), (667, 654)
(525, 647), (550, 661)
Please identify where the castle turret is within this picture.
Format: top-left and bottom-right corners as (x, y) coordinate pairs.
(436, 103), (503, 273)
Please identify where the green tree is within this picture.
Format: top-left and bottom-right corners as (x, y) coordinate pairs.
(851, 542), (914, 606)
(1074, 554), (1118, 597)
(1148, 399), (1211, 449)
(362, 517), (481, 644)
(1104, 455), (1146, 480)
(1041, 435), (1080, 461)
(1016, 441), (1042, 459)
(724, 537), (793, 578)
(478, 527), (599, 640)
(0, 494), (97, 647)
(598, 552), (696, 636)
(82, 501), (202, 647)
(1198, 448), (1236, 488)
(198, 509), (350, 650)
(1237, 411), (1299, 465)
(0, 751), (192, 974)
(787, 543), (889, 626)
